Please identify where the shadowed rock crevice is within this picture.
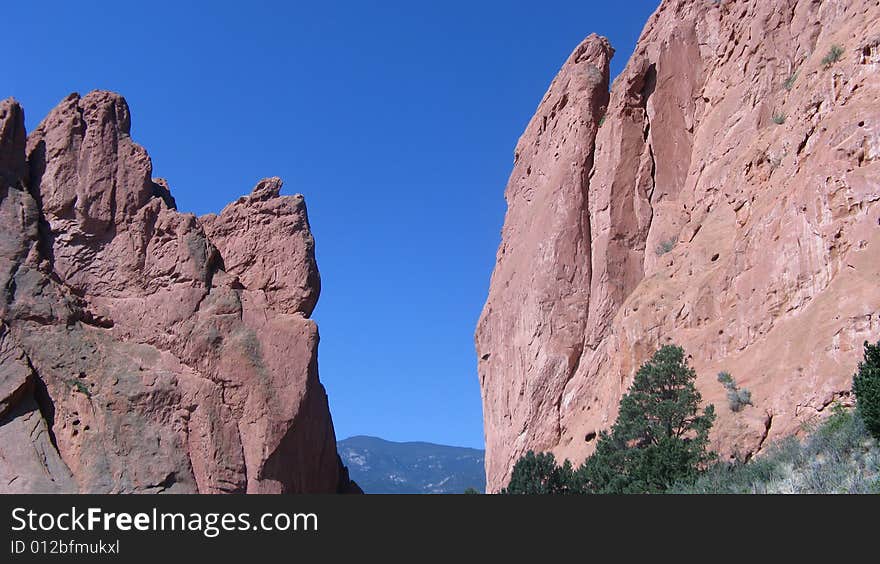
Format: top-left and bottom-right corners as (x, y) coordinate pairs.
(30, 366), (60, 452)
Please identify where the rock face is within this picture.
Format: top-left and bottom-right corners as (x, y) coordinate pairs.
(477, 0), (880, 492)
(0, 91), (357, 493)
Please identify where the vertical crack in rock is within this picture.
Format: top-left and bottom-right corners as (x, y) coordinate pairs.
(748, 411), (774, 462)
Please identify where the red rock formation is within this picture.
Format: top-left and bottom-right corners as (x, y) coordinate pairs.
(0, 91), (357, 493)
(477, 0), (880, 491)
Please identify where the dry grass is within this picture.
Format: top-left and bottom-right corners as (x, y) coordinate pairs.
(671, 408), (880, 494)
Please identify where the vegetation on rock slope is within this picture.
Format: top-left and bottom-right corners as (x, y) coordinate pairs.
(502, 340), (880, 494)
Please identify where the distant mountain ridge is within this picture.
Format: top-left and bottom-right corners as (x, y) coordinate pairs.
(337, 436), (485, 494)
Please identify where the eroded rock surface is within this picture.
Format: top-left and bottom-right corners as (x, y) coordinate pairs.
(477, 0), (880, 491)
(0, 92), (355, 493)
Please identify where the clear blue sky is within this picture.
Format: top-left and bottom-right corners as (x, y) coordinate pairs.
(6, 1), (659, 449)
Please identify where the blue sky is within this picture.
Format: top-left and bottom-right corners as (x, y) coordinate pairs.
(6, 1), (659, 449)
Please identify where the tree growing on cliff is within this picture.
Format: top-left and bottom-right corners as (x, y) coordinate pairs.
(717, 371), (753, 413)
(853, 339), (880, 440)
(578, 345), (716, 493)
(500, 451), (579, 494)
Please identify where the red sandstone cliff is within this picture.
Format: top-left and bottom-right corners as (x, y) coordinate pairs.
(477, 0), (880, 492)
(0, 91), (357, 493)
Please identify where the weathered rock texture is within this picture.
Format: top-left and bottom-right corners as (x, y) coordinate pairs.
(477, 0), (880, 492)
(0, 91), (357, 493)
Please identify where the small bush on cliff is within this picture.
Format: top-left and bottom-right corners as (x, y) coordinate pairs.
(655, 237), (676, 256)
(783, 71), (798, 91)
(822, 44), (845, 67)
(500, 451), (579, 494)
(853, 340), (880, 440)
(578, 345), (717, 493)
(717, 371), (753, 413)
(63, 377), (93, 399)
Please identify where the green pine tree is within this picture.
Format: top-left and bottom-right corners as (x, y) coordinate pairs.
(853, 340), (880, 440)
(578, 345), (716, 493)
(500, 451), (579, 494)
